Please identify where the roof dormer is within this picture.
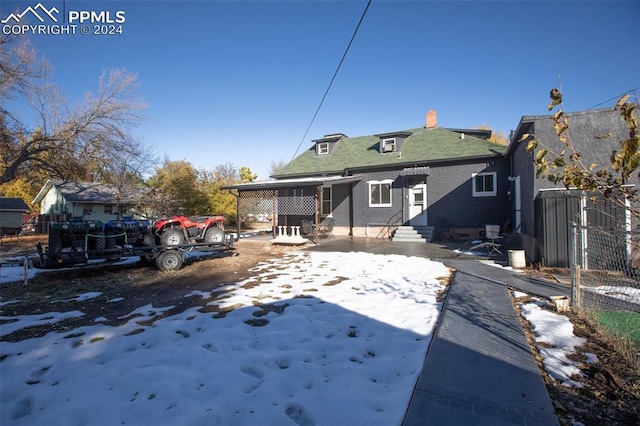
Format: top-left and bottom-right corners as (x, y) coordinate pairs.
(374, 131), (412, 154)
(312, 133), (346, 156)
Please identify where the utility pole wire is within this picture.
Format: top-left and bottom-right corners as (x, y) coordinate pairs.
(291, 0), (372, 160)
(587, 86), (640, 110)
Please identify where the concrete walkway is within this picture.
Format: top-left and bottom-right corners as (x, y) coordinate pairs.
(402, 261), (562, 425)
(306, 237), (569, 425)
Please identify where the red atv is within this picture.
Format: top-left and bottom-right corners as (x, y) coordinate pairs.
(154, 214), (226, 246)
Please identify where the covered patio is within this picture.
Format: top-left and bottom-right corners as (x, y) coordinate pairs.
(222, 175), (361, 244)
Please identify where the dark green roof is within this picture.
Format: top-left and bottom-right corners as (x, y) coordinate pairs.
(274, 127), (506, 177)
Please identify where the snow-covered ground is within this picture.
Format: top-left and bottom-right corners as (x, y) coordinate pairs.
(1, 251), (449, 425)
(0, 249), (600, 425)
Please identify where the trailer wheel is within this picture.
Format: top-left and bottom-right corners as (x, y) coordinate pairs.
(161, 228), (185, 246)
(204, 227), (225, 244)
(155, 250), (183, 271)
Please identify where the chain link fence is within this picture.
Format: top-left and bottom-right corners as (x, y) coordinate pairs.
(570, 223), (640, 351)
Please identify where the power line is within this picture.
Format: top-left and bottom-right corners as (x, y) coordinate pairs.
(587, 86), (640, 110)
(291, 0), (372, 160)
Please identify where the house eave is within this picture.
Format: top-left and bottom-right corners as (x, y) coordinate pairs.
(32, 179), (54, 204)
(222, 175), (362, 191)
(343, 153), (504, 174)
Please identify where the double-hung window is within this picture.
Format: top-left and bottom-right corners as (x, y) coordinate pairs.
(317, 142), (329, 155)
(472, 172), (497, 197)
(368, 180), (393, 207)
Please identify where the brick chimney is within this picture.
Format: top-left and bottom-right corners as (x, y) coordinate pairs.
(426, 110), (437, 128)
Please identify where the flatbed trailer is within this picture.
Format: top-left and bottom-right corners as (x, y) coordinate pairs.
(35, 234), (235, 271)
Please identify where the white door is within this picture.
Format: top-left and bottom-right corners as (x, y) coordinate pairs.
(409, 184), (427, 226)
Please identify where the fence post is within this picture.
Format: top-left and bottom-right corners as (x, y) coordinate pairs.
(23, 255), (29, 287)
(569, 222), (581, 308)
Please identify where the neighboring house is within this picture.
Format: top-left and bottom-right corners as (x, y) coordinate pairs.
(32, 179), (149, 222)
(507, 107), (635, 267)
(0, 197), (30, 229)
(225, 111), (510, 241)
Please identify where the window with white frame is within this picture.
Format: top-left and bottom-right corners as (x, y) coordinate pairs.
(317, 142), (329, 155)
(472, 172), (497, 197)
(104, 204), (114, 214)
(321, 187), (332, 216)
(381, 138), (396, 153)
(368, 180), (393, 207)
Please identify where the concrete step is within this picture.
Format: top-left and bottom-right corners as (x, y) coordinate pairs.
(392, 226), (434, 243)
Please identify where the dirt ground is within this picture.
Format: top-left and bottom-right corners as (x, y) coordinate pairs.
(1, 234), (639, 425)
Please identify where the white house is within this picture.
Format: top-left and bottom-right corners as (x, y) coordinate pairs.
(33, 179), (148, 221)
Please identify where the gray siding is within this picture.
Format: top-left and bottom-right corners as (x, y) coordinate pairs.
(351, 171), (403, 228)
(0, 211), (23, 228)
(529, 108), (632, 194)
(345, 159), (510, 232)
(330, 182), (352, 229)
(427, 159), (511, 229)
(510, 107), (635, 264)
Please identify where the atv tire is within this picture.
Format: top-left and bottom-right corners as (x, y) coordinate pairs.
(142, 230), (155, 247)
(94, 232), (106, 253)
(155, 250), (183, 271)
(48, 229), (62, 255)
(204, 227), (225, 244)
(104, 233), (121, 260)
(161, 228), (185, 246)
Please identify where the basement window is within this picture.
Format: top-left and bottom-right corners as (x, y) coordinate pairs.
(472, 172), (497, 197)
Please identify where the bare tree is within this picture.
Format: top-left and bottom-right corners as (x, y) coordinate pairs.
(270, 158), (287, 176)
(0, 33), (154, 185)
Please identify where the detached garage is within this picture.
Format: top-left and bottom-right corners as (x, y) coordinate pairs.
(0, 197), (30, 232)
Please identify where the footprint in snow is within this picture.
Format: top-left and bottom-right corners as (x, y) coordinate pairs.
(201, 342), (218, 352)
(240, 365), (265, 393)
(25, 365), (51, 385)
(11, 397), (33, 420)
(240, 365), (264, 379)
(285, 403), (315, 426)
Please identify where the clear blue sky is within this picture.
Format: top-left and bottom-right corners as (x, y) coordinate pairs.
(3, 0), (639, 180)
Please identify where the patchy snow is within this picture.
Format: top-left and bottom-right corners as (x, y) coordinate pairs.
(1, 247), (606, 424)
(68, 292), (103, 302)
(583, 285), (640, 304)
(1, 251), (449, 425)
(520, 300), (597, 388)
(0, 310), (85, 337)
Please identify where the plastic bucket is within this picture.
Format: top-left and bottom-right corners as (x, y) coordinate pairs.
(508, 250), (526, 268)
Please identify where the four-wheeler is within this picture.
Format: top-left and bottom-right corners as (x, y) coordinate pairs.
(36, 215), (233, 271)
(47, 216), (152, 256)
(153, 214), (226, 246)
